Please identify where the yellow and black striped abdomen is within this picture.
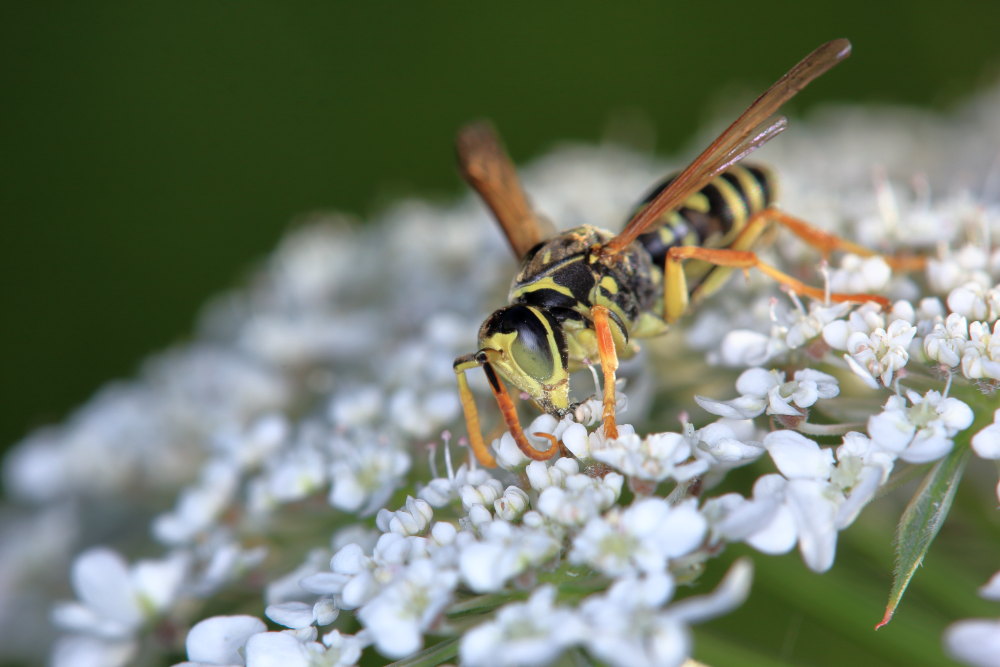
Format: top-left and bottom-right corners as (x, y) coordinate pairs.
(635, 164), (775, 268)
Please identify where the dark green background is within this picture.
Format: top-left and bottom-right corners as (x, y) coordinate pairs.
(4, 2), (1000, 451)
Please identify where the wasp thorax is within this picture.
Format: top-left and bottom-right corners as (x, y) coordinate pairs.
(477, 304), (570, 414)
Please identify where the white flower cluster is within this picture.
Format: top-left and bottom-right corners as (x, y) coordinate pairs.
(2, 81), (1000, 667)
(186, 441), (753, 667)
(925, 313), (1000, 381)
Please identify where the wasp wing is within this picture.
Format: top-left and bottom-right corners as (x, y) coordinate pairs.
(457, 122), (556, 260)
(604, 38), (852, 255)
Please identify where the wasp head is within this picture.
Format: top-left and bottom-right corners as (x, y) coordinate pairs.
(476, 304), (570, 415)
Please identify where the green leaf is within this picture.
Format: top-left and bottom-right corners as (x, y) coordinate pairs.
(876, 445), (970, 629)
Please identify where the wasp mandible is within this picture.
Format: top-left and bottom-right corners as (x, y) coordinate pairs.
(454, 39), (892, 468)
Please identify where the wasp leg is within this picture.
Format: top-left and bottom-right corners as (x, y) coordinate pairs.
(481, 361), (560, 461)
(764, 209), (926, 272)
(454, 355), (498, 467)
(454, 353), (560, 465)
(664, 245), (891, 324)
(591, 305), (620, 440)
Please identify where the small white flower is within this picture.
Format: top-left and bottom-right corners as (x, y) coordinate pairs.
(923, 313), (969, 368)
(53, 547), (190, 640)
(492, 414), (574, 470)
(494, 486), (530, 521)
(962, 320), (1000, 380)
(822, 302), (887, 350)
(242, 627), (367, 667)
(868, 390), (974, 463)
(569, 497), (706, 576)
(831, 432), (895, 527)
(784, 301), (853, 349)
(265, 597), (339, 630)
(536, 471), (623, 525)
(252, 443), (328, 510)
(717, 328), (783, 367)
(328, 445), (410, 515)
(184, 615), (267, 666)
(948, 281), (1000, 323)
(153, 460), (240, 545)
(714, 433), (842, 572)
(375, 497), (434, 536)
(684, 420), (751, 463)
(944, 618), (1000, 667)
(457, 521), (560, 593)
(302, 533), (428, 610)
(981, 570), (1000, 601)
(579, 573), (688, 667)
(524, 457), (579, 491)
(696, 367), (839, 419)
(828, 254), (891, 294)
(459, 478), (505, 512)
(329, 386), (383, 428)
(588, 430), (708, 482)
(972, 409), (1000, 460)
(417, 463), (494, 508)
(561, 422), (592, 459)
(460, 585), (586, 667)
(842, 319), (916, 388)
(356, 558), (457, 658)
(927, 243), (992, 293)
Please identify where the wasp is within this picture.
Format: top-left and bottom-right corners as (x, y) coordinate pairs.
(453, 39), (894, 468)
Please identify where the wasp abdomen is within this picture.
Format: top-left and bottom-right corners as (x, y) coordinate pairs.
(635, 164), (775, 267)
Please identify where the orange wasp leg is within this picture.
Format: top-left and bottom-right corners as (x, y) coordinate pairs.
(453, 353), (560, 467)
(763, 209), (927, 272)
(663, 245), (891, 324)
(454, 355), (498, 467)
(591, 305), (621, 440)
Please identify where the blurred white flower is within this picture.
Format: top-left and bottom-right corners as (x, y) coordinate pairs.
(183, 615), (266, 666)
(972, 409), (1000, 460)
(328, 445), (410, 515)
(944, 619), (1000, 667)
(828, 254), (892, 294)
(53, 548), (190, 640)
(947, 281), (1000, 322)
(460, 586), (586, 667)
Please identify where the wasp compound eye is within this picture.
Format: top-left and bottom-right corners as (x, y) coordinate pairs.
(479, 305), (564, 383)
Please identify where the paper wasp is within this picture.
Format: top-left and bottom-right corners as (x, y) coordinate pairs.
(454, 39), (894, 468)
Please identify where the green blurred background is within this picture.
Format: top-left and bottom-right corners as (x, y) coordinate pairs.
(3, 3), (1000, 665)
(4, 2), (1000, 453)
